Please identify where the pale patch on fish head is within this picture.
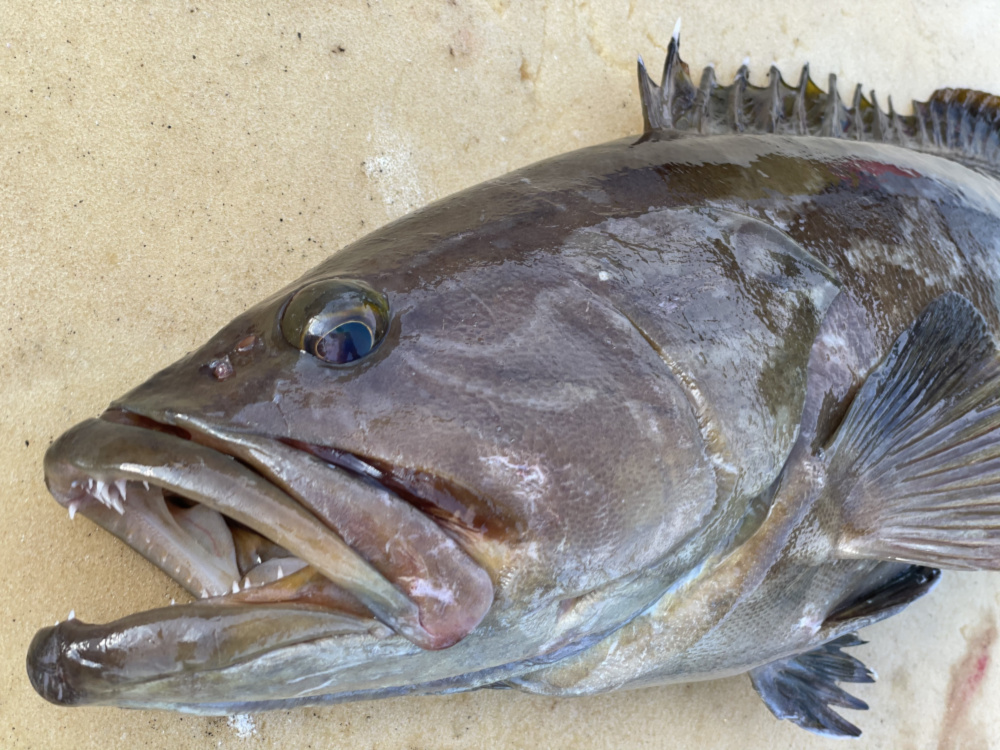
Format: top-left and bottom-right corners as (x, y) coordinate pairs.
(478, 453), (549, 511)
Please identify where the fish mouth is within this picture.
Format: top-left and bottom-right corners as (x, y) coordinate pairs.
(28, 410), (495, 708)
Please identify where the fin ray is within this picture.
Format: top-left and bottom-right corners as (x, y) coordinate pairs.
(826, 565), (940, 628)
(749, 634), (874, 738)
(825, 293), (1000, 570)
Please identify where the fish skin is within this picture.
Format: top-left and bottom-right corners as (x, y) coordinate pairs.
(25, 41), (1000, 735)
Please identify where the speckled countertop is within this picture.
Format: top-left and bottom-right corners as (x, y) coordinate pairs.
(2, 2), (999, 748)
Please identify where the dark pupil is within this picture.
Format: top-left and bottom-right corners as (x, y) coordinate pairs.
(314, 321), (373, 364)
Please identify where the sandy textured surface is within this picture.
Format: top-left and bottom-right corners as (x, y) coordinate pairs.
(3, 1), (1000, 748)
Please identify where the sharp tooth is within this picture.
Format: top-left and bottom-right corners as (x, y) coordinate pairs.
(200, 589), (209, 598)
(242, 579), (251, 590)
(170, 599), (176, 606)
(68, 502), (79, 520)
(70, 480), (79, 488)
(99, 481), (124, 515)
(68, 609), (75, 620)
(142, 480), (150, 491)
(276, 564), (285, 579)
(86, 478), (94, 491)
(231, 581), (240, 594)
(115, 479), (128, 501)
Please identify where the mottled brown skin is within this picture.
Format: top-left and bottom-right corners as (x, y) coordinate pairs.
(28, 129), (1000, 711)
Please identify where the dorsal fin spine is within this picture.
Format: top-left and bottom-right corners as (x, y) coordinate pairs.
(694, 66), (717, 134)
(914, 100), (932, 148)
(793, 66), (810, 135)
(766, 66), (783, 133)
(824, 74), (844, 138)
(640, 35), (1000, 177)
(660, 40), (678, 129)
(731, 64), (749, 132)
(870, 90), (890, 142)
(636, 56), (661, 132)
(851, 84), (868, 141)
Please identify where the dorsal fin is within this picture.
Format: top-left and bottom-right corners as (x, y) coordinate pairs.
(639, 34), (1000, 177)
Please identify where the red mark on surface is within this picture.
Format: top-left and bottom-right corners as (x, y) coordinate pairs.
(828, 159), (922, 190)
(938, 616), (997, 750)
(844, 159), (921, 180)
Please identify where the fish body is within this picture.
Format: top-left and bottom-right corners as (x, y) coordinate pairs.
(26, 37), (1000, 736)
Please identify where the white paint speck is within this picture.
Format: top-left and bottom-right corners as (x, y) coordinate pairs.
(227, 714), (257, 739)
(795, 604), (823, 635)
(403, 578), (456, 607)
(598, 271), (610, 281)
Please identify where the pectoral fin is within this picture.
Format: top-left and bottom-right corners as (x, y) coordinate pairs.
(827, 292), (1000, 570)
(749, 634), (874, 738)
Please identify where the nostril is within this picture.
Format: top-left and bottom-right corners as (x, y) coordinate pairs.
(235, 334), (258, 353)
(209, 356), (234, 381)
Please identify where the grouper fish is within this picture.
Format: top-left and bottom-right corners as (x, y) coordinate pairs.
(26, 32), (1000, 737)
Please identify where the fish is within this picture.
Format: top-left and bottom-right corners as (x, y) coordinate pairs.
(25, 30), (1000, 738)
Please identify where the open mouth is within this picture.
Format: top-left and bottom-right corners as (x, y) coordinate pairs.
(29, 409), (495, 707)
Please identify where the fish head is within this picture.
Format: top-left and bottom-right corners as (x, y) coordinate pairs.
(29, 143), (838, 711)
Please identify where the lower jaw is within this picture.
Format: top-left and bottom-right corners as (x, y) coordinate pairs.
(24, 595), (547, 713)
(26, 599), (399, 709)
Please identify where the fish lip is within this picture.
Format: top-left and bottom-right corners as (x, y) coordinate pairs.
(150, 408), (496, 650)
(41, 413), (437, 638)
(33, 410), (472, 708)
(102, 404), (501, 570)
(36, 407), (496, 697)
(102, 407), (500, 541)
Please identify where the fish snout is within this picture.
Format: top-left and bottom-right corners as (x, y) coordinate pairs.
(27, 623), (85, 707)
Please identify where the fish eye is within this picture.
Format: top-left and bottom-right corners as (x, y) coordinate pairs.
(280, 279), (390, 365)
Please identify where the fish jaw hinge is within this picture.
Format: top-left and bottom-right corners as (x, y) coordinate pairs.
(637, 31), (1000, 177)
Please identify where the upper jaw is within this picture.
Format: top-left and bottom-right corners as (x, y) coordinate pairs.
(31, 408), (497, 707)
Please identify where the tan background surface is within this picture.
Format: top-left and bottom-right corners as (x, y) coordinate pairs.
(3, 1), (1000, 748)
